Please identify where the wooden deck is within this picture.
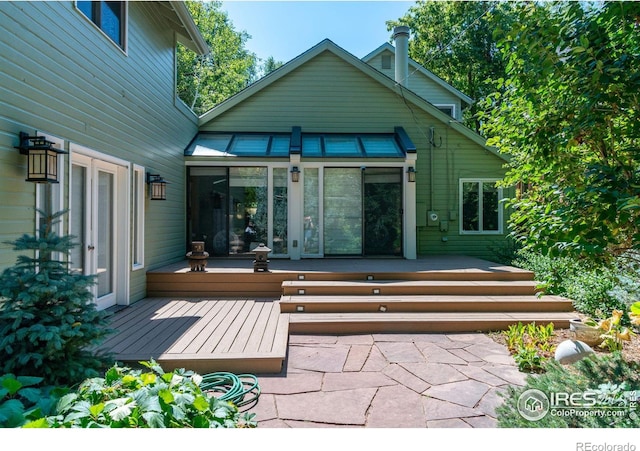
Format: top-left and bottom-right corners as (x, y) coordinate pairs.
(100, 256), (577, 375)
(99, 298), (289, 374)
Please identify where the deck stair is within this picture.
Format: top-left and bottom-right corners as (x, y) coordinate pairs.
(280, 273), (575, 334)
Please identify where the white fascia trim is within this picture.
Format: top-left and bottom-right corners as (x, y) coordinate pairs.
(170, 1), (209, 55)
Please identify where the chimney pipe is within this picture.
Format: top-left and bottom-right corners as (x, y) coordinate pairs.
(393, 25), (410, 88)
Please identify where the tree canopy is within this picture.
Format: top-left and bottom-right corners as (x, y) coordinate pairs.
(480, 1), (640, 262)
(177, 1), (258, 115)
(388, 1), (517, 132)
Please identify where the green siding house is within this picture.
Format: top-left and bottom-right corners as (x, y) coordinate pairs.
(188, 26), (510, 262)
(1, 5), (510, 312)
(0, 1), (208, 309)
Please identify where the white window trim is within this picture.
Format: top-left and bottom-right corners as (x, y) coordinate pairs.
(459, 178), (504, 235)
(435, 104), (457, 119)
(74, 1), (128, 55)
(132, 164), (145, 270)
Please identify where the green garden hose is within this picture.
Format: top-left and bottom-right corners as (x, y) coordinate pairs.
(201, 372), (261, 408)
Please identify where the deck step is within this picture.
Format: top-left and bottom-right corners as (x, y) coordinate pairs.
(287, 311), (577, 334)
(281, 280), (540, 296)
(279, 294), (573, 313)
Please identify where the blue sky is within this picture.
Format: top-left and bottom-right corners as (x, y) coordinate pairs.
(221, 1), (415, 64)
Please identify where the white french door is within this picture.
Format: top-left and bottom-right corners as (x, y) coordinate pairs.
(70, 153), (128, 310)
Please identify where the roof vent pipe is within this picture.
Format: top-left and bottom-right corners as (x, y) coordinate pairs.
(393, 26), (410, 88)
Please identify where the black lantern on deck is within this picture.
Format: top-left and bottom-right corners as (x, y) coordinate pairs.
(146, 173), (168, 200)
(15, 131), (67, 183)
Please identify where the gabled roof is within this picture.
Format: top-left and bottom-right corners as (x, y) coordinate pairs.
(362, 42), (473, 106)
(156, 1), (209, 55)
(198, 38), (502, 160)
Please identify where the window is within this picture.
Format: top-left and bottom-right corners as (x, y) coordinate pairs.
(435, 104), (456, 118)
(77, 1), (126, 50)
(381, 54), (392, 70)
(132, 165), (145, 269)
(460, 179), (503, 234)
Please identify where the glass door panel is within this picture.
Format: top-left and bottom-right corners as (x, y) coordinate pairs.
(364, 168), (403, 256)
(303, 168), (320, 255)
(96, 170), (114, 298)
(323, 168), (362, 255)
(70, 164), (86, 274)
(188, 167), (228, 256)
(273, 168), (288, 254)
(229, 167), (268, 255)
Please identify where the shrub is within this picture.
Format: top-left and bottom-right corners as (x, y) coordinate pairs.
(497, 353), (640, 428)
(30, 360), (257, 428)
(0, 210), (113, 386)
(512, 250), (631, 319)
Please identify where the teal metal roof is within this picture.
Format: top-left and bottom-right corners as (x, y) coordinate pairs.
(185, 128), (415, 158)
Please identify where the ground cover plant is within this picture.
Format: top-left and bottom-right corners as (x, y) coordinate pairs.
(502, 322), (555, 373)
(0, 374), (63, 428)
(25, 360), (257, 428)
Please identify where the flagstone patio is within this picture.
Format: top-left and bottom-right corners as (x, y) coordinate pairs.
(250, 332), (527, 428)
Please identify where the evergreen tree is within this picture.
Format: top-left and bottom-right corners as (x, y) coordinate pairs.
(0, 210), (113, 385)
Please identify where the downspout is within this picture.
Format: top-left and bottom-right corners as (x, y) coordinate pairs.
(430, 126), (435, 211)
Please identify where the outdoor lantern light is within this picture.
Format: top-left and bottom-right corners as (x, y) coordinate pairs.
(146, 173), (168, 200)
(407, 166), (416, 183)
(253, 243), (271, 272)
(290, 166), (300, 182)
(15, 131), (67, 183)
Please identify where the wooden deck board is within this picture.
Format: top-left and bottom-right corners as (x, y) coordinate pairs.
(98, 298), (288, 374)
(165, 300), (222, 353)
(259, 303), (284, 353)
(182, 300), (244, 354)
(228, 301), (270, 354)
(212, 301), (258, 353)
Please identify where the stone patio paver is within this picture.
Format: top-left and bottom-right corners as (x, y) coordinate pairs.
(366, 384), (426, 428)
(343, 344), (372, 372)
(287, 344), (350, 372)
(375, 341), (425, 363)
(400, 362), (467, 385)
(382, 363), (431, 393)
(274, 388), (377, 425)
(422, 397), (484, 421)
(423, 379), (491, 408)
(417, 342), (468, 364)
(251, 333), (528, 428)
(322, 372), (395, 391)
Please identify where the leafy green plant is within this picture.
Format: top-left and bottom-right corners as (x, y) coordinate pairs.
(513, 348), (544, 373)
(630, 302), (640, 327)
(497, 353), (640, 428)
(0, 374), (63, 428)
(591, 309), (636, 352)
(503, 322), (555, 372)
(0, 210), (113, 386)
(32, 360), (257, 428)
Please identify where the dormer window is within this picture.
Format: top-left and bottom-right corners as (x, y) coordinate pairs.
(76, 1), (126, 50)
(381, 54), (392, 70)
(436, 104), (456, 118)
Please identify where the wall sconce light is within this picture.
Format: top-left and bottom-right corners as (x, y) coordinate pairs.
(146, 173), (168, 200)
(407, 166), (416, 183)
(15, 131), (67, 183)
(290, 166), (300, 182)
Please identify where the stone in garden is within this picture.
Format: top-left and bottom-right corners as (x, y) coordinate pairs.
(554, 340), (594, 364)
